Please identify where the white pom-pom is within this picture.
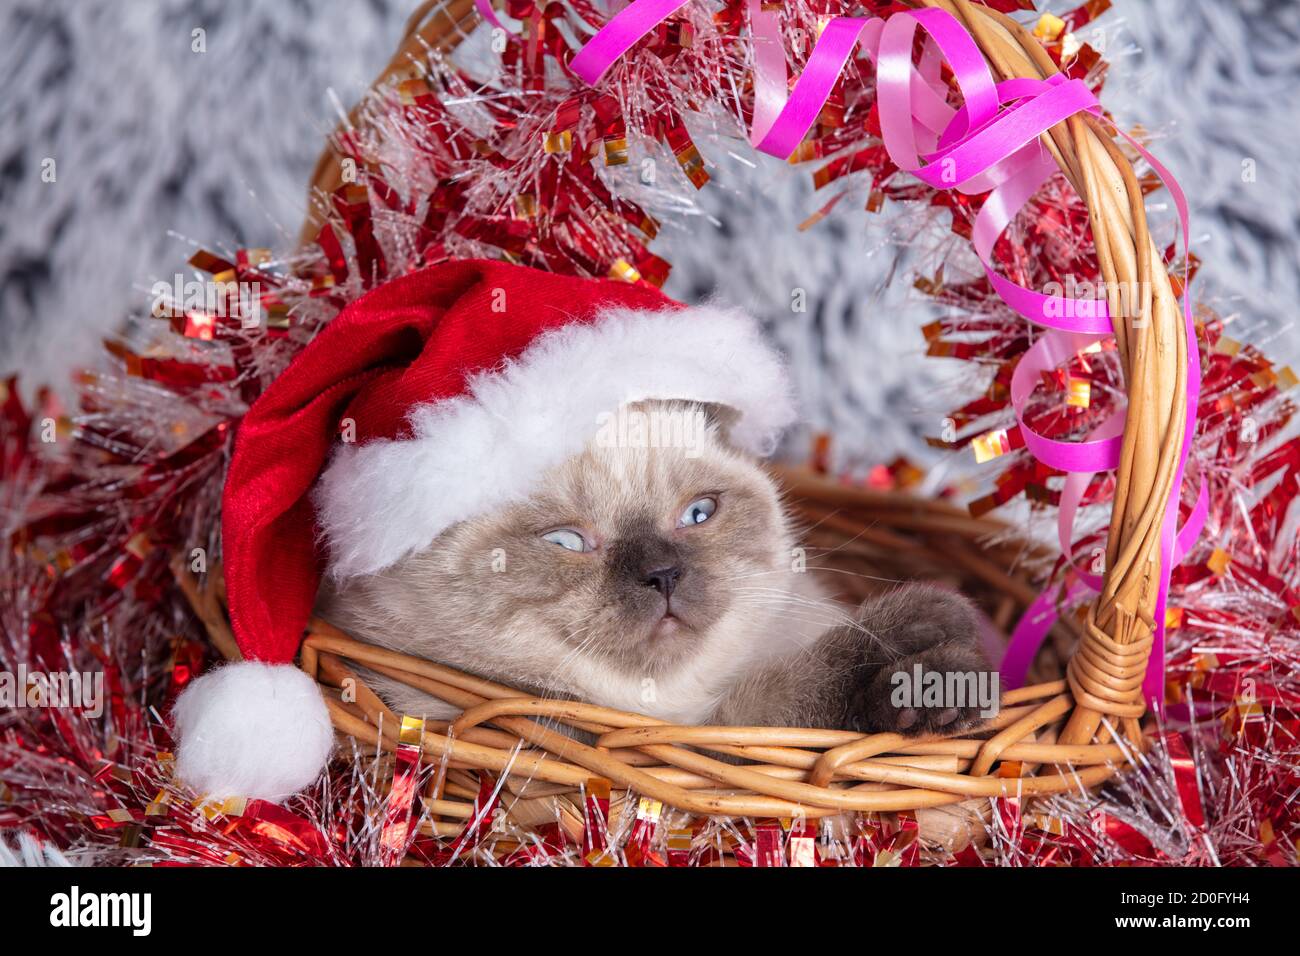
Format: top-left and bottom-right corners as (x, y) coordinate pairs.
(173, 661), (333, 802)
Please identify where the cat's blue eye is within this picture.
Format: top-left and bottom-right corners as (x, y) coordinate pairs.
(677, 496), (717, 528)
(541, 529), (589, 552)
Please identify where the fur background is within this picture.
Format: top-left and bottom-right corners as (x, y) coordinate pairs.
(1, 0), (1296, 468)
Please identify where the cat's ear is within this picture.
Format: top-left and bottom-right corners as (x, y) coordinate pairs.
(698, 402), (743, 448)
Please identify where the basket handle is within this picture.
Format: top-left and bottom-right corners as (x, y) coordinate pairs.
(939, 0), (1191, 740)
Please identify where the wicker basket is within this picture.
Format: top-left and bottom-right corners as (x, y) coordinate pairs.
(181, 469), (1129, 824)
(193, 0), (1194, 835)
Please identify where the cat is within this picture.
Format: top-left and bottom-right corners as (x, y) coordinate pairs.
(316, 399), (996, 735)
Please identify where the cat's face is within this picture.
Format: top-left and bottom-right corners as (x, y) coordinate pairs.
(327, 401), (794, 688)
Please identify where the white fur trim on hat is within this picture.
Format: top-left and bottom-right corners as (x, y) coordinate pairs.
(314, 304), (796, 579)
(173, 662), (334, 802)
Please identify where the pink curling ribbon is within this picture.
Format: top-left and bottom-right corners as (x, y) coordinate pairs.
(564, 2), (1204, 711)
(475, 0), (513, 34)
(1000, 574), (1095, 691)
(999, 122), (1206, 706)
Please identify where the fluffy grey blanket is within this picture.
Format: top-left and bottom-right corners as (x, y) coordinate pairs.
(2, 0), (1295, 465)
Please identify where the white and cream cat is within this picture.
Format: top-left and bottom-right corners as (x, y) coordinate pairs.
(319, 400), (993, 734)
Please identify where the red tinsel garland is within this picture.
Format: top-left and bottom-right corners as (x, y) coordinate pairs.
(0, 0), (1296, 866)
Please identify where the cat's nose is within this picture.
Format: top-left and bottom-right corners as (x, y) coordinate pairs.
(642, 565), (683, 598)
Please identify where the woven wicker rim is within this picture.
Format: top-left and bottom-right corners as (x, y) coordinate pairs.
(267, 0), (1191, 817)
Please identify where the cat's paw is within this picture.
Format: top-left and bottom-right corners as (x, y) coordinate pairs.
(845, 585), (1000, 737)
(850, 643), (998, 736)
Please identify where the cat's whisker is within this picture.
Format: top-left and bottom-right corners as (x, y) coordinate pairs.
(779, 501), (843, 539)
(741, 608), (866, 643)
(552, 621), (607, 678)
(729, 595), (862, 634)
(721, 565), (903, 587)
(729, 588), (891, 649)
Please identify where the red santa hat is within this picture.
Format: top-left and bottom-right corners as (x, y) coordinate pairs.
(173, 259), (794, 801)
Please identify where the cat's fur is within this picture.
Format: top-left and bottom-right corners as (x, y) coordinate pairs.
(318, 400), (994, 734)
